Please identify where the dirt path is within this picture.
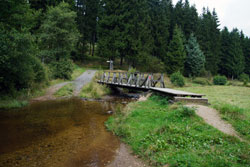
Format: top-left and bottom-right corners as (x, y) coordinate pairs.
(73, 70), (96, 96)
(186, 104), (243, 141)
(106, 143), (148, 167)
(32, 70), (96, 101)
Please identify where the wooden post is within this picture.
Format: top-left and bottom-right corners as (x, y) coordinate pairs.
(112, 72), (116, 83)
(106, 72), (110, 83)
(136, 73), (141, 87)
(160, 73), (165, 88)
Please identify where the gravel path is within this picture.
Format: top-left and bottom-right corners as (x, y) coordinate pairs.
(32, 70), (96, 101)
(107, 143), (148, 167)
(73, 70), (96, 96)
(186, 104), (243, 141)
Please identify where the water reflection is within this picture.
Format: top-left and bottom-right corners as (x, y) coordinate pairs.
(0, 97), (128, 167)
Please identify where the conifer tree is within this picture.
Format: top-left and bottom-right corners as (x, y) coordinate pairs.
(220, 28), (244, 79)
(165, 25), (186, 74)
(149, 0), (171, 60)
(185, 33), (205, 77)
(196, 8), (220, 74)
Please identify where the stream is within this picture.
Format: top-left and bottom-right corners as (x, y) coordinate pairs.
(0, 97), (133, 167)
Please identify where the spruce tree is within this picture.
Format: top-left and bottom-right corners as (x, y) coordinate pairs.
(196, 8), (220, 74)
(165, 25), (186, 74)
(149, 0), (171, 60)
(244, 38), (250, 75)
(185, 33), (205, 77)
(220, 28), (244, 79)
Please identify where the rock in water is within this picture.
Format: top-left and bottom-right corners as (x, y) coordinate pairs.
(107, 111), (113, 114)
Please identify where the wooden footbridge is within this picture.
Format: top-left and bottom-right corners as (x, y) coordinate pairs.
(98, 72), (208, 104)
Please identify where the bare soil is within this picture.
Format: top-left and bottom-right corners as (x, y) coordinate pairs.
(106, 143), (148, 167)
(186, 104), (243, 141)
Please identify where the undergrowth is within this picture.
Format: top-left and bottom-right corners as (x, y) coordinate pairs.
(106, 95), (250, 167)
(80, 79), (110, 99)
(54, 83), (74, 97)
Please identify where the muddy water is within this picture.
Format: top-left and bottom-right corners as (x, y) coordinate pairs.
(0, 97), (129, 167)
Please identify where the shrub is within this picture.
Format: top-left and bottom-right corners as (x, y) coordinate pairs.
(178, 106), (195, 117)
(49, 59), (74, 80)
(193, 78), (211, 85)
(170, 72), (185, 87)
(213, 75), (227, 85)
(239, 73), (249, 86)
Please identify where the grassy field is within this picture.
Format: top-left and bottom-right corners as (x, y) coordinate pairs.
(176, 85), (250, 140)
(106, 95), (250, 167)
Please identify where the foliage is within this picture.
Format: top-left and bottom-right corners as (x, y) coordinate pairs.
(185, 33), (205, 77)
(192, 78), (211, 85)
(38, 2), (79, 79)
(239, 73), (249, 86)
(48, 59), (74, 80)
(54, 83), (74, 97)
(196, 8), (221, 75)
(165, 25), (186, 74)
(170, 72), (185, 87)
(0, 26), (47, 94)
(106, 97), (249, 166)
(213, 75), (227, 85)
(219, 28), (245, 79)
(0, 99), (28, 109)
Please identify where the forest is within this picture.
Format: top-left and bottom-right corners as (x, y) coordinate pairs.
(0, 0), (250, 96)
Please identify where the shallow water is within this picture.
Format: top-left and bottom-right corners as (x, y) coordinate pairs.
(0, 97), (129, 167)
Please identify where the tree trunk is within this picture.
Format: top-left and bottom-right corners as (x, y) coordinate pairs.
(120, 56), (123, 66)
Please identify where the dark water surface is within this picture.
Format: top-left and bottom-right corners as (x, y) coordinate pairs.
(0, 97), (129, 167)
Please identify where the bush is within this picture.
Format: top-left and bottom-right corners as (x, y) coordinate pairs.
(239, 73), (249, 86)
(170, 72), (185, 87)
(213, 75), (227, 85)
(193, 78), (211, 85)
(49, 59), (74, 80)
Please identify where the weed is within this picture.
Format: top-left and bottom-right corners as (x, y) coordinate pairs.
(54, 83), (74, 97)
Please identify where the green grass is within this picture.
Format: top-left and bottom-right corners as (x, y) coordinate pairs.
(79, 81), (110, 99)
(71, 64), (86, 80)
(176, 86), (250, 140)
(106, 95), (250, 167)
(53, 83), (74, 97)
(0, 99), (28, 109)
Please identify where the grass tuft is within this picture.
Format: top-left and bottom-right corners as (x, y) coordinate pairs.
(54, 83), (74, 97)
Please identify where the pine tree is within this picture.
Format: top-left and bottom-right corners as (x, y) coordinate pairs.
(149, 0), (171, 60)
(244, 37), (250, 75)
(165, 25), (186, 74)
(220, 28), (244, 79)
(185, 33), (205, 77)
(196, 8), (220, 74)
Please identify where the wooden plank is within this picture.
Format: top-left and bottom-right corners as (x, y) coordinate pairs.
(174, 97), (208, 104)
(150, 88), (204, 97)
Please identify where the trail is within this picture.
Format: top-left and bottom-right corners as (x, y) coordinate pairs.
(186, 104), (243, 141)
(32, 70), (96, 101)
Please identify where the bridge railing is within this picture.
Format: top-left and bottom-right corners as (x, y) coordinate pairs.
(99, 72), (165, 88)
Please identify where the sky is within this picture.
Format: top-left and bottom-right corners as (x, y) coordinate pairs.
(172, 0), (250, 37)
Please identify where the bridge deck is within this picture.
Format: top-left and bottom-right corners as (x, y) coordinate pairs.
(99, 81), (204, 98)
